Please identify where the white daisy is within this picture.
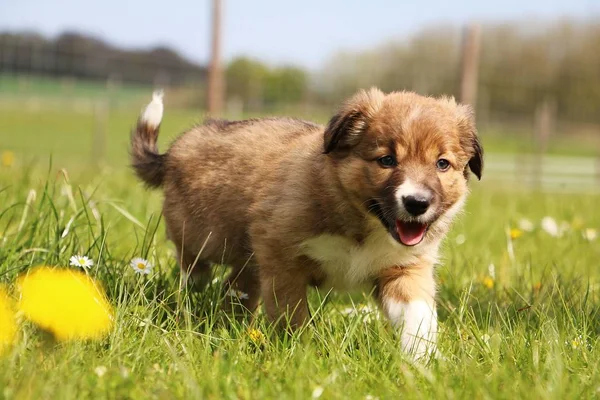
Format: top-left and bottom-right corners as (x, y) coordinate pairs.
(226, 288), (249, 300)
(312, 386), (324, 399)
(120, 366), (130, 379)
(130, 257), (153, 275)
(94, 366), (108, 378)
(583, 228), (597, 242)
(567, 335), (585, 350)
(341, 307), (355, 316)
(341, 304), (379, 323)
(342, 304), (375, 316)
(488, 263), (496, 279)
(481, 334), (491, 345)
(541, 216), (559, 237)
(518, 218), (535, 232)
(356, 304), (377, 314)
(69, 255), (94, 269)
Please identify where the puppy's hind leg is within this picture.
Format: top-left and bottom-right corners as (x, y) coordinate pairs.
(222, 257), (261, 317)
(178, 249), (212, 292)
(259, 261), (309, 330)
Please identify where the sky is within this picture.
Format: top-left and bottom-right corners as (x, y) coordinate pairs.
(1, 0), (598, 69)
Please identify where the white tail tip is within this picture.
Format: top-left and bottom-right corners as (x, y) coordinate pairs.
(141, 89), (164, 129)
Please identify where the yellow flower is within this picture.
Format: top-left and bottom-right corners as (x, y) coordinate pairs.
(509, 228), (523, 240)
(569, 335), (584, 350)
(0, 286), (17, 353)
(482, 277), (494, 289)
(248, 328), (265, 344)
(533, 282), (542, 291)
(1, 151), (15, 167)
(17, 267), (113, 341)
(459, 328), (470, 341)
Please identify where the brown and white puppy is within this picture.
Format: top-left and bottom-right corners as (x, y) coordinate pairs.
(131, 88), (483, 358)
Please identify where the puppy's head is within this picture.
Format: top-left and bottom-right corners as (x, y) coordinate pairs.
(324, 88), (483, 247)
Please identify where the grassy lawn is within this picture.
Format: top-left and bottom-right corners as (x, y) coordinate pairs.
(0, 74), (152, 102)
(2, 106), (600, 173)
(0, 81), (599, 398)
(0, 163), (599, 398)
(2, 74), (599, 160)
(0, 106), (199, 168)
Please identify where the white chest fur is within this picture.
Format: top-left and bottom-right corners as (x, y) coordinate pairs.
(299, 226), (438, 290)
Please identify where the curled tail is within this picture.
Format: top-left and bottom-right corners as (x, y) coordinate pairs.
(131, 90), (166, 188)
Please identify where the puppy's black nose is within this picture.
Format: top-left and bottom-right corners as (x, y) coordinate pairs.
(402, 195), (430, 216)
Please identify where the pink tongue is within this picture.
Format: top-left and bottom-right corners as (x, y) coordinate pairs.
(396, 220), (427, 246)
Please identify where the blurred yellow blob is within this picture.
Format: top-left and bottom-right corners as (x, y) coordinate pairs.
(0, 287), (17, 353)
(483, 276), (495, 289)
(248, 328), (265, 345)
(17, 267), (113, 341)
(1, 151), (15, 167)
(509, 228), (523, 240)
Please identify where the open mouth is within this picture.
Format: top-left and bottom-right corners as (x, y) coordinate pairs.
(394, 220), (428, 246)
(366, 199), (429, 247)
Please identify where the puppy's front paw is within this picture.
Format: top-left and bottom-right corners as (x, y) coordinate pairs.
(384, 298), (438, 360)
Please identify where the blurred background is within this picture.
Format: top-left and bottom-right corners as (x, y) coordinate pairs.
(1, 0), (599, 192)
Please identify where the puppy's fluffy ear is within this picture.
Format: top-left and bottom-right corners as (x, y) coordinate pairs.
(324, 87), (385, 154)
(457, 104), (483, 180)
(469, 135), (484, 180)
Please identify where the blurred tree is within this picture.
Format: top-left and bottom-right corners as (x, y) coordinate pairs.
(2, 19), (600, 124)
(316, 20), (600, 124)
(0, 32), (205, 85)
(226, 57), (308, 110)
(226, 57), (269, 111)
(264, 66), (307, 105)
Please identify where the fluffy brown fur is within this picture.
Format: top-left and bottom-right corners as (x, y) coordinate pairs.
(130, 88), (483, 357)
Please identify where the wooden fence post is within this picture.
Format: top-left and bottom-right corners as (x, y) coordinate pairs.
(460, 23), (482, 109)
(532, 98), (556, 189)
(206, 0), (224, 116)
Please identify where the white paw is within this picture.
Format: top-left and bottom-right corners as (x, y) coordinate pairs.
(384, 298), (438, 359)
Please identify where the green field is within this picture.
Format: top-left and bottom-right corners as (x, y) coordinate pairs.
(0, 74), (152, 102)
(0, 165), (599, 398)
(2, 76), (600, 167)
(1, 84), (600, 398)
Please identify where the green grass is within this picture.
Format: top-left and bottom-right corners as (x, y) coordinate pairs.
(476, 128), (600, 157)
(0, 163), (599, 399)
(0, 106), (200, 167)
(0, 81), (599, 397)
(0, 106), (331, 169)
(0, 74), (152, 102)
(2, 105), (600, 172)
(2, 74), (600, 162)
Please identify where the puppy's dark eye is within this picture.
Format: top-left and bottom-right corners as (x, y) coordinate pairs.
(377, 155), (397, 168)
(436, 158), (451, 171)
